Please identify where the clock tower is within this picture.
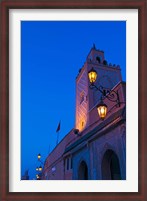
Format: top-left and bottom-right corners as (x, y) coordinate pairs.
(75, 44), (122, 132)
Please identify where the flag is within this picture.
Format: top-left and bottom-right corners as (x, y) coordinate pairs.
(56, 121), (61, 132)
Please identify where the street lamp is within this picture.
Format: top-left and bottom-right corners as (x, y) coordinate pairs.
(39, 165), (42, 171)
(88, 67), (120, 120)
(88, 67), (97, 84)
(37, 153), (44, 164)
(37, 153), (41, 160)
(36, 153), (44, 180)
(97, 99), (108, 120)
(36, 174), (40, 180)
(36, 167), (39, 171)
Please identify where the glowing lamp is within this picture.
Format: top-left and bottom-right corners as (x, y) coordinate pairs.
(36, 174), (39, 179)
(88, 68), (97, 84)
(36, 167), (39, 171)
(38, 153), (41, 160)
(39, 166), (42, 171)
(97, 100), (107, 120)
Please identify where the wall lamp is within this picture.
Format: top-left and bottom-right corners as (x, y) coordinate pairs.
(88, 67), (121, 120)
(37, 153), (44, 164)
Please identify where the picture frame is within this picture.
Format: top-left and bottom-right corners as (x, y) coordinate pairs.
(0, 0), (146, 200)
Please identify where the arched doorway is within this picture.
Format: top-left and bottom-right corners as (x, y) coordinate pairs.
(78, 160), (88, 180)
(101, 149), (121, 180)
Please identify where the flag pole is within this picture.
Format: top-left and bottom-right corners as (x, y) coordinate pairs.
(56, 121), (61, 146)
(56, 131), (59, 145)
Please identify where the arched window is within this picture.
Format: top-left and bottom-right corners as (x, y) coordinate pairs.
(96, 56), (101, 63)
(78, 160), (88, 180)
(101, 149), (121, 180)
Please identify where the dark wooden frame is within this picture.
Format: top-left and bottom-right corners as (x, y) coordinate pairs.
(0, 0), (146, 200)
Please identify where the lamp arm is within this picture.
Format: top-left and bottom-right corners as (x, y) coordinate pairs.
(89, 83), (120, 106)
(107, 101), (126, 115)
(89, 83), (104, 94)
(105, 89), (120, 106)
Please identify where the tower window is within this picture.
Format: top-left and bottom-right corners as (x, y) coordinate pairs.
(81, 121), (84, 128)
(96, 56), (101, 63)
(80, 91), (84, 104)
(86, 95), (88, 101)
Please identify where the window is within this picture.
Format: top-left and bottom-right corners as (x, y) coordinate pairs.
(96, 56), (101, 63)
(67, 158), (69, 170)
(66, 157), (72, 170)
(70, 158), (72, 169)
(81, 121), (84, 128)
(80, 91), (84, 104)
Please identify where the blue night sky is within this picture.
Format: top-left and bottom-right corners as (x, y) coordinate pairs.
(21, 21), (126, 179)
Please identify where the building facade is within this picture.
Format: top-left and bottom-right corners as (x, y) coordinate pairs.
(42, 45), (126, 180)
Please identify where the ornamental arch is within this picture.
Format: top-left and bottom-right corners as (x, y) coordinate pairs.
(101, 149), (121, 180)
(78, 160), (88, 180)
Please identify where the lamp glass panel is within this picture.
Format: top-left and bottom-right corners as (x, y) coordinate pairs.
(97, 105), (107, 120)
(88, 71), (97, 83)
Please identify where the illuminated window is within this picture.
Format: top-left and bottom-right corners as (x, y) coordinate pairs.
(81, 121), (84, 128)
(79, 119), (85, 131)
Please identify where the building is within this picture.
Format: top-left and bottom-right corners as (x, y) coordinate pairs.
(42, 45), (126, 180)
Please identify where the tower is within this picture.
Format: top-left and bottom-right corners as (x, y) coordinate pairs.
(75, 45), (122, 131)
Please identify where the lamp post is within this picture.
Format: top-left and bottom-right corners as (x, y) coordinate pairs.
(36, 153), (44, 180)
(88, 67), (121, 120)
(37, 153), (44, 164)
(37, 153), (41, 160)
